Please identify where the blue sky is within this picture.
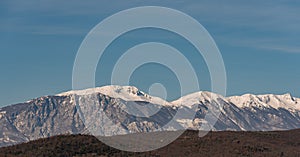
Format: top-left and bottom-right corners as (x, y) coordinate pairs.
(1, 0), (300, 107)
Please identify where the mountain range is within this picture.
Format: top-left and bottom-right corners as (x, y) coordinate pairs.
(0, 85), (300, 147)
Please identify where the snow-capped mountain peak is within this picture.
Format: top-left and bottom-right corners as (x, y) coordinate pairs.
(227, 93), (300, 110)
(171, 91), (227, 108)
(57, 85), (172, 106)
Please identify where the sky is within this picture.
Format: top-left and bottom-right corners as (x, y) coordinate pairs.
(0, 0), (300, 107)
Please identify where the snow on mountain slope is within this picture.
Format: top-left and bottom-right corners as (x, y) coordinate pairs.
(227, 93), (300, 110)
(172, 92), (300, 131)
(172, 91), (227, 108)
(172, 91), (247, 131)
(57, 85), (172, 106)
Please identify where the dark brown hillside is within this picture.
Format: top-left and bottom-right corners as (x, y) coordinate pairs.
(0, 129), (300, 157)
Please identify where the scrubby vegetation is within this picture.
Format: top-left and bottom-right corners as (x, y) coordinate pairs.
(1, 129), (300, 157)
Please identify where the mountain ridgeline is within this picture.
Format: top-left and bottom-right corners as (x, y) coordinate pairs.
(0, 85), (300, 147)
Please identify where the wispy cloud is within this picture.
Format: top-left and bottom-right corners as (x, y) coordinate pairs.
(0, 17), (89, 36)
(179, 1), (300, 54)
(258, 44), (300, 54)
(216, 35), (300, 54)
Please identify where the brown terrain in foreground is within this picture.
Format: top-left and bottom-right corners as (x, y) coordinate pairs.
(0, 129), (300, 157)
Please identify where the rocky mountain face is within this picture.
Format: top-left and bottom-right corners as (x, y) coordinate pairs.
(0, 85), (300, 147)
(0, 95), (85, 147)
